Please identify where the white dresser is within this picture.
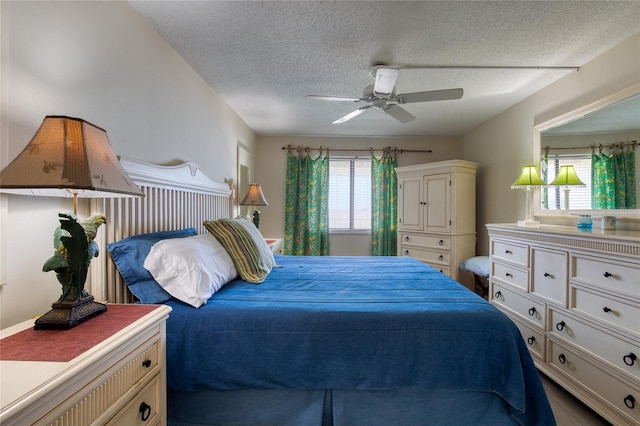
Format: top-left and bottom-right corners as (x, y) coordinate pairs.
(487, 223), (640, 426)
(395, 160), (478, 280)
(0, 304), (171, 425)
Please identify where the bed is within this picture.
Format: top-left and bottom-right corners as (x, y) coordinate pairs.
(93, 158), (555, 426)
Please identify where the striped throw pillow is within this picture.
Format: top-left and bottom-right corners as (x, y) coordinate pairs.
(204, 218), (270, 283)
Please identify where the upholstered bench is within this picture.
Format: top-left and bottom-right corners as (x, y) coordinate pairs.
(459, 256), (490, 298)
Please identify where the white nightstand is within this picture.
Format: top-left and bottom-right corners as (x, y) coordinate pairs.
(265, 238), (283, 253)
(0, 304), (171, 425)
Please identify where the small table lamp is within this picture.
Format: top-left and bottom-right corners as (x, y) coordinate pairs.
(549, 165), (586, 212)
(511, 165), (546, 228)
(240, 183), (268, 228)
(0, 115), (143, 329)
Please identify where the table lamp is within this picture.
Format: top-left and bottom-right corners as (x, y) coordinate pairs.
(511, 165), (546, 228)
(548, 165), (586, 212)
(240, 183), (268, 228)
(0, 116), (143, 329)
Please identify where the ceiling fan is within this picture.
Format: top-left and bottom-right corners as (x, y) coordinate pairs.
(305, 66), (464, 124)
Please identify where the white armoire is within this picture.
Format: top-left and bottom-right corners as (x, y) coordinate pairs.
(395, 160), (478, 280)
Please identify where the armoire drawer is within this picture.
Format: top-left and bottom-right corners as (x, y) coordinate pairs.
(492, 261), (528, 291)
(399, 233), (450, 249)
(400, 246), (449, 265)
(491, 240), (529, 268)
(571, 286), (640, 338)
(492, 283), (545, 328)
(549, 339), (640, 424)
(573, 255), (640, 298)
(549, 308), (640, 380)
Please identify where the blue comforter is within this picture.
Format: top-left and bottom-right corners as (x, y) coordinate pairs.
(165, 255), (553, 425)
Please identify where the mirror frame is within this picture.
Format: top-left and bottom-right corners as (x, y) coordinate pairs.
(533, 82), (640, 220)
(237, 142), (251, 216)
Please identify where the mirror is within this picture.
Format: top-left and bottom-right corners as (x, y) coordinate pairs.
(534, 83), (640, 217)
(237, 143), (251, 217)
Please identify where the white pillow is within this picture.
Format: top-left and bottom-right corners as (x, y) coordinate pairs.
(144, 233), (237, 308)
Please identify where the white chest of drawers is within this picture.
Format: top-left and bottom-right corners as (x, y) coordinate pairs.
(0, 304), (171, 425)
(487, 224), (640, 426)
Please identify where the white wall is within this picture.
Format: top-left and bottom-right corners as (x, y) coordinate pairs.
(255, 135), (464, 255)
(463, 33), (640, 255)
(0, 1), (255, 327)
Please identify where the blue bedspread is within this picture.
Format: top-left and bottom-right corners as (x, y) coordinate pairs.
(165, 255), (554, 425)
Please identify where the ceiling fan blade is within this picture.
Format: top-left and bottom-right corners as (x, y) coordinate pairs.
(333, 106), (371, 124)
(373, 68), (399, 95)
(384, 104), (416, 123)
(305, 95), (361, 102)
(395, 88), (464, 104)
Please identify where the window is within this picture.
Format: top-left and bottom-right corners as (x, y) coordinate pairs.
(329, 157), (371, 232)
(543, 155), (592, 210)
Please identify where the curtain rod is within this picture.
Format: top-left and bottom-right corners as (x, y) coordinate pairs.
(543, 140), (637, 152)
(281, 145), (432, 153)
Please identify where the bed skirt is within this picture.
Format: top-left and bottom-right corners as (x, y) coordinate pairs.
(167, 387), (517, 426)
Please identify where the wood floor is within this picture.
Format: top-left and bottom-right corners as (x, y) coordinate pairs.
(539, 373), (612, 426)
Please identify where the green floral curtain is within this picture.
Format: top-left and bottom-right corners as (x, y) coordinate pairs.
(284, 148), (330, 255)
(592, 144), (636, 209)
(370, 147), (397, 256)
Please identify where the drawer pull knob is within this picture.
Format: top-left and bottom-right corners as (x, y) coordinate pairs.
(623, 353), (637, 366)
(528, 307), (536, 316)
(494, 291), (502, 299)
(527, 336), (535, 345)
(404, 250), (409, 255)
(505, 250), (512, 255)
(505, 272), (513, 278)
(405, 236), (410, 241)
(543, 272), (551, 278)
(603, 306), (612, 313)
(556, 321), (566, 331)
(624, 395), (636, 410)
(139, 402), (152, 421)
(438, 254), (444, 261)
(438, 239), (444, 245)
(558, 354), (566, 364)
(603, 271), (613, 278)
(142, 358), (152, 368)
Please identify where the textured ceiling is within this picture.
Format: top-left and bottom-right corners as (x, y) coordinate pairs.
(129, 1), (640, 137)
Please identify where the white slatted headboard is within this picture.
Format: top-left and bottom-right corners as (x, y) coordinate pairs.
(90, 157), (233, 303)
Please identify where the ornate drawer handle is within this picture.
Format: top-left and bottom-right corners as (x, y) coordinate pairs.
(558, 354), (566, 364)
(527, 336), (535, 345)
(438, 254), (444, 261)
(603, 271), (613, 278)
(624, 395), (636, 410)
(505, 272), (513, 278)
(494, 291), (502, 299)
(603, 306), (612, 313)
(623, 353), (637, 366)
(404, 250), (409, 255)
(556, 321), (566, 331)
(404, 236), (410, 241)
(139, 402), (152, 421)
(142, 358), (152, 368)
(528, 307), (536, 316)
(505, 250), (512, 255)
(438, 239), (444, 245)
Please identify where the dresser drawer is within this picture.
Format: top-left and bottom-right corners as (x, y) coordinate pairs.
(41, 337), (161, 425)
(492, 261), (528, 291)
(549, 308), (640, 380)
(107, 375), (161, 426)
(491, 240), (529, 267)
(573, 255), (640, 298)
(549, 339), (640, 424)
(400, 246), (449, 265)
(572, 287), (640, 338)
(513, 318), (545, 361)
(492, 283), (545, 328)
(532, 248), (568, 306)
(399, 233), (450, 249)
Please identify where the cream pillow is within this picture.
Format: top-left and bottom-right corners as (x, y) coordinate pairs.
(144, 233), (237, 308)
